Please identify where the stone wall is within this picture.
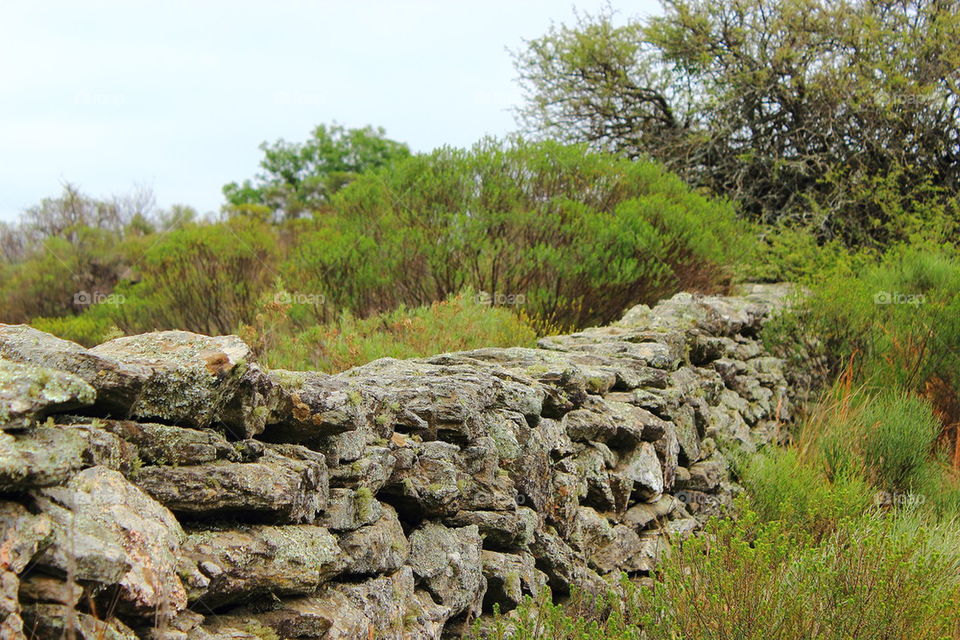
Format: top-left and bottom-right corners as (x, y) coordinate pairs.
(0, 284), (800, 639)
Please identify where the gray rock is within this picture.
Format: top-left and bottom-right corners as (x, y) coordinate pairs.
(179, 523), (343, 607)
(133, 448), (327, 523)
(0, 425), (135, 491)
(0, 324), (150, 414)
(318, 487), (383, 531)
(0, 358), (95, 430)
(21, 604), (139, 639)
(408, 522), (485, 619)
(481, 550), (547, 612)
(616, 442), (664, 501)
(338, 504), (409, 575)
(90, 331), (278, 438)
(332, 567), (450, 639)
(31, 466), (187, 617)
(0, 502), (53, 574)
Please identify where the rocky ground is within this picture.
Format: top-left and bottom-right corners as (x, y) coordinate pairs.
(0, 284), (803, 639)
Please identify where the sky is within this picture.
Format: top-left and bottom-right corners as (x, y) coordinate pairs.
(0, 1), (661, 222)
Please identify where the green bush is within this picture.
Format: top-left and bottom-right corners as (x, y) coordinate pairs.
(740, 448), (872, 539)
(283, 138), (751, 330)
(30, 312), (122, 348)
(110, 216), (279, 336)
(244, 289), (539, 373)
(475, 509), (960, 640)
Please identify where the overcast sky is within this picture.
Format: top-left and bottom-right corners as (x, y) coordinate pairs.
(0, 1), (661, 222)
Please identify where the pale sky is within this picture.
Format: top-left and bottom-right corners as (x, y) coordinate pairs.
(0, 1), (660, 222)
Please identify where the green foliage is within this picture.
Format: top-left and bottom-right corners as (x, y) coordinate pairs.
(243, 289), (538, 373)
(284, 138), (749, 329)
(30, 312), (122, 348)
(772, 247), (960, 397)
(223, 123), (411, 219)
(516, 1), (960, 247)
(476, 509), (960, 640)
(859, 393), (942, 494)
(110, 217), (279, 336)
(740, 448), (872, 539)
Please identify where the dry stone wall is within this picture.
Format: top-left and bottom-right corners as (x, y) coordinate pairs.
(0, 284), (800, 639)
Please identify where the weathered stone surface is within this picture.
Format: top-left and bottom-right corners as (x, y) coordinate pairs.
(90, 331), (277, 437)
(31, 466), (187, 617)
(18, 575), (83, 607)
(264, 370), (367, 443)
(616, 441), (664, 501)
(568, 506), (659, 574)
(529, 529), (608, 598)
(133, 448), (327, 523)
(331, 567), (449, 639)
(0, 425), (134, 490)
(445, 507), (538, 550)
(179, 524), (343, 607)
(481, 550), (547, 612)
(338, 504), (409, 575)
(0, 324), (151, 414)
(0, 502), (53, 573)
(318, 487), (383, 531)
(0, 359), (95, 430)
(89, 418), (239, 466)
(408, 522), (485, 619)
(22, 604), (139, 639)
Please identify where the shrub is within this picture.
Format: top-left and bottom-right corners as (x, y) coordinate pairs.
(475, 509), (960, 640)
(243, 289), (539, 373)
(30, 312), (123, 348)
(283, 138), (750, 330)
(110, 217), (279, 336)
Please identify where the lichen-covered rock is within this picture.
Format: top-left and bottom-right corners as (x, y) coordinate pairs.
(0, 324), (150, 414)
(338, 504), (409, 575)
(21, 604), (139, 640)
(0, 502), (53, 573)
(133, 448), (327, 523)
(481, 550), (547, 612)
(31, 466), (187, 617)
(179, 524), (343, 607)
(0, 359), (95, 430)
(89, 331), (278, 437)
(86, 418), (240, 466)
(330, 567), (450, 639)
(0, 425), (135, 490)
(263, 370), (368, 443)
(319, 487), (383, 531)
(407, 522), (485, 620)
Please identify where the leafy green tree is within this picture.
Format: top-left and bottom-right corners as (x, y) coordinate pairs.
(223, 123), (411, 219)
(515, 0), (960, 247)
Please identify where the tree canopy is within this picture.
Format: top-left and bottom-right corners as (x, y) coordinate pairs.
(515, 0), (960, 246)
(223, 123), (411, 219)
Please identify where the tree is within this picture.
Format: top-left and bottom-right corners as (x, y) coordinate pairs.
(515, 0), (960, 246)
(223, 123), (411, 220)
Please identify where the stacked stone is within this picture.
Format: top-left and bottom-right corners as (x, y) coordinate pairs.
(0, 284), (798, 639)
